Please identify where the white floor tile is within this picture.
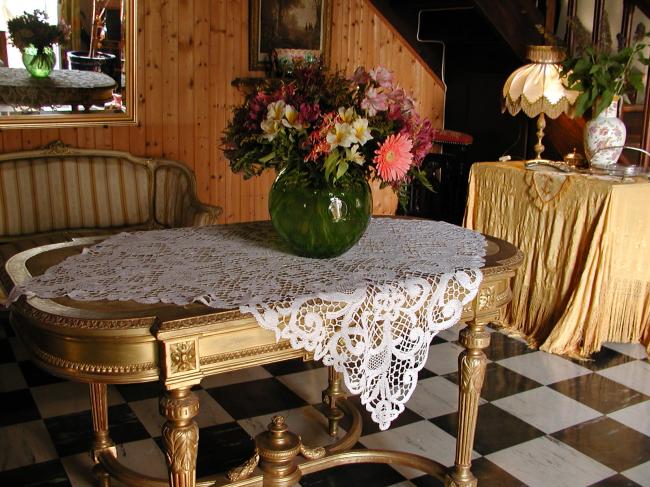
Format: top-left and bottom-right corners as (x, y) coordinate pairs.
(492, 387), (601, 434)
(0, 420), (58, 470)
(31, 382), (124, 418)
(623, 460), (650, 487)
(200, 366), (272, 389)
(30, 382), (124, 418)
(238, 406), (345, 447)
(405, 376), (484, 419)
(423, 342), (465, 375)
(360, 420), (478, 478)
(277, 367), (330, 404)
(602, 342), (649, 360)
(497, 351), (591, 385)
(597, 360), (650, 396)
(130, 389), (233, 437)
(608, 400), (650, 437)
(0, 363), (27, 392)
(486, 436), (614, 487)
(436, 322), (465, 342)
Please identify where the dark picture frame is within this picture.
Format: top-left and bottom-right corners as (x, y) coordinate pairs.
(249, 0), (333, 71)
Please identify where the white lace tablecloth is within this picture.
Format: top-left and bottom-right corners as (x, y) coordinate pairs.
(8, 219), (486, 430)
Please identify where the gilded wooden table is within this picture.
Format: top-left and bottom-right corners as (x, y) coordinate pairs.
(4, 235), (522, 487)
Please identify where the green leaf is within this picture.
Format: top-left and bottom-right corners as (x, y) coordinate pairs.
(594, 90), (614, 117)
(574, 93), (591, 117)
(323, 151), (339, 182)
(414, 169), (434, 192)
(335, 160), (349, 180)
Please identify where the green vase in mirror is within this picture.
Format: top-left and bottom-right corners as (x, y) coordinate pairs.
(22, 45), (56, 78)
(269, 170), (372, 259)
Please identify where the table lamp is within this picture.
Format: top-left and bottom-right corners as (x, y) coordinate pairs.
(503, 45), (579, 164)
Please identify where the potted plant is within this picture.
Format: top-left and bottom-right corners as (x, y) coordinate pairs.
(7, 10), (69, 78)
(223, 61), (434, 258)
(561, 24), (650, 166)
(67, 0), (115, 73)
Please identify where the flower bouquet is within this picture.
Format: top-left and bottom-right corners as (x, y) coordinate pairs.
(7, 9), (69, 78)
(223, 61), (434, 257)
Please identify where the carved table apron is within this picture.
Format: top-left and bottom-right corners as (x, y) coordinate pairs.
(4, 235), (522, 487)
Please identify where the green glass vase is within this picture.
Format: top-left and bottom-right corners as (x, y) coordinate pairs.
(269, 171), (372, 258)
(22, 46), (55, 78)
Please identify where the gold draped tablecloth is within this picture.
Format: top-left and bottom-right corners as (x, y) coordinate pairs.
(464, 161), (650, 357)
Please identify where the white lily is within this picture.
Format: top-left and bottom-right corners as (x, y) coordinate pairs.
(282, 104), (303, 129)
(261, 119), (280, 141)
(338, 106), (355, 124)
(266, 100), (286, 121)
(346, 144), (365, 165)
(326, 122), (354, 149)
(351, 118), (373, 145)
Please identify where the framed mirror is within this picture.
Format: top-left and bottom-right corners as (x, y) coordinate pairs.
(0, 0), (137, 129)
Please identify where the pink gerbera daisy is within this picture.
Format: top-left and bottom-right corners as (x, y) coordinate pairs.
(373, 134), (413, 182)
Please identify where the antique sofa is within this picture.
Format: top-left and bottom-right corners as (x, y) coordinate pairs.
(0, 141), (221, 299)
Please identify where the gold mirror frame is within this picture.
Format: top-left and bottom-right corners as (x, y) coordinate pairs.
(0, 0), (138, 129)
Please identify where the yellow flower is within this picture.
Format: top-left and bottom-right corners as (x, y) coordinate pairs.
(282, 104), (303, 129)
(326, 122), (354, 149)
(351, 118), (373, 145)
(346, 144), (365, 165)
(266, 100), (286, 121)
(261, 119), (280, 141)
(338, 106), (355, 124)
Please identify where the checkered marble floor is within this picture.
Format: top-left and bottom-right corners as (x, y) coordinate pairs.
(1, 316), (650, 487)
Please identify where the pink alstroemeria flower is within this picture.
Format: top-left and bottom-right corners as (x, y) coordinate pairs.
(374, 133), (413, 182)
(370, 66), (394, 87)
(361, 87), (389, 116)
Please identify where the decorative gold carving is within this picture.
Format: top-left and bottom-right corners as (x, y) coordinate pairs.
(322, 367), (346, 437)
(157, 310), (243, 332)
(31, 345), (157, 375)
(162, 422), (199, 474)
(226, 448), (260, 481)
(44, 140), (74, 155)
(460, 355), (487, 394)
(459, 328), (490, 350)
(17, 301), (153, 329)
(170, 341), (197, 373)
(300, 442), (326, 460)
(199, 341), (293, 365)
(477, 287), (495, 311)
(160, 388), (199, 486)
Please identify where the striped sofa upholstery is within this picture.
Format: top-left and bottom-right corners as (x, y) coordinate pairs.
(0, 141), (221, 298)
(0, 141), (221, 239)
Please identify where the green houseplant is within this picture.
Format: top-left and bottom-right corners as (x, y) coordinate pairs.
(7, 10), (69, 78)
(561, 28), (650, 118)
(223, 61), (434, 258)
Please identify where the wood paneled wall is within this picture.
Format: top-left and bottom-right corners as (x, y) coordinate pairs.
(0, 0), (444, 223)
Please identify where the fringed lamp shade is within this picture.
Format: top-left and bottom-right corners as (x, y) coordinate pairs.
(503, 45), (579, 161)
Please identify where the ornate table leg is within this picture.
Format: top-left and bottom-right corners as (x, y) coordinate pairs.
(322, 366), (345, 436)
(159, 387), (200, 487)
(445, 320), (490, 487)
(88, 383), (116, 487)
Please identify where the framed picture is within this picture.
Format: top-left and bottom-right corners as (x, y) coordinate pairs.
(249, 0), (333, 71)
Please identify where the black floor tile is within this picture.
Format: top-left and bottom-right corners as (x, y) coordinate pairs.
(552, 416), (650, 472)
(444, 362), (542, 402)
(18, 361), (66, 387)
(430, 335), (446, 345)
(0, 459), (71, 486)
(0, 389), (41, 427)
(115, 381), (165, 402)
(410, 474), (444, 486)
(0, 338), (16, 364)
(418, 368), (436, 381)
(206, 377), (307, 419)
(484, 333), (534, 361)
(262, 358), (324, 376)
(572, 347), (636, 371)
(431, 403), (545, 455)
(300, 462), (407, 486)
(588, 474), (642, 486)
(549, 373), (649, 414)
(154, 421), (255, 478)
(44, 403), (150, 457)
(332, 395), (424, 436)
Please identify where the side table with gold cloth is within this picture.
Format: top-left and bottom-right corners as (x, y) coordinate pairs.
(464, 161), (650, 357)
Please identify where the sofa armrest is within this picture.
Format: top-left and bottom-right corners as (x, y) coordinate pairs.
(181, 200), (223, 226)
